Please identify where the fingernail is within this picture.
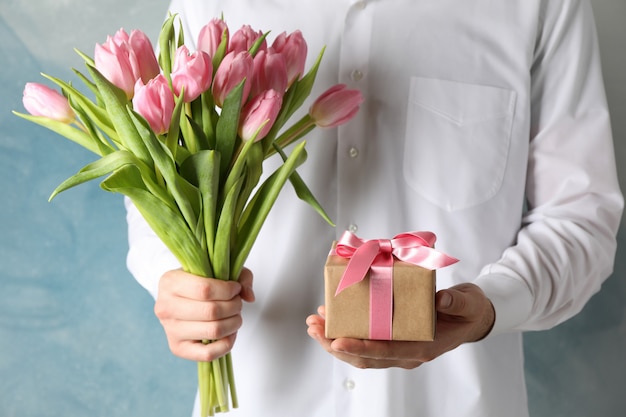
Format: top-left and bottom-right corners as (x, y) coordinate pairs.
(440, 292), (452, 309)
(246, 285), (255, 299)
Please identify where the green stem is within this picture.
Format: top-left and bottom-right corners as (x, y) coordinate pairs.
(226, 353), (238, 408)
(266, 115), (315, 157)
(211, 359), (227, 411)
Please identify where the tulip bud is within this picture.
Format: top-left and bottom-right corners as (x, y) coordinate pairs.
(23, 83), (75, 124)
(198, 18), (229, 58)
(309, 84), (364, 128)
(95, 39), (136, 99)
(250, 48), (288, 98)
(95, 28), (160, 99)
(132, 75), (175, 135)
(271, 30), (307, 86)
(238, 90), (283, 142)
(229, 24), (266, 54)
(212, 51), (254, 107)
(170, 45), (213, 102)
(126, 29), (161, 83)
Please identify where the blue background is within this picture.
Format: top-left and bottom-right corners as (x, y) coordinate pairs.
(1, 1), (624, 416)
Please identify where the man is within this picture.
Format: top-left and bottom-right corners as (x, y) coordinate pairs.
(126, 1), (623, 415)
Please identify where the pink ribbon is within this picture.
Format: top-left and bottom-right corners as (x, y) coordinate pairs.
(334, 231), (459, 340)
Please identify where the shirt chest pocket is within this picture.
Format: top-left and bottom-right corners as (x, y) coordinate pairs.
(403, 77), (517, 211)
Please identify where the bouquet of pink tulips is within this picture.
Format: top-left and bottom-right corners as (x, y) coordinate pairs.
(15, 14), (362, 416)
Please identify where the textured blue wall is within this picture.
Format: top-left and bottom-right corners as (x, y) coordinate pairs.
(0, 1), (624, 416)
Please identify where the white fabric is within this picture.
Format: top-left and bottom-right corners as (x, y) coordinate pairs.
(125, 0), (623, 416)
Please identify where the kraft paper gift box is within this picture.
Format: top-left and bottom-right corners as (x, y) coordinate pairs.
(323, 231), (458, 341)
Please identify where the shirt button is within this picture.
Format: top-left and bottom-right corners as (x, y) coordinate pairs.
(348, 146), (359, 158)
(350, 69), (364, 82)
(348, 224), (358, 233)
(343, 378), (356, 391)
(354, 1), (367, 10)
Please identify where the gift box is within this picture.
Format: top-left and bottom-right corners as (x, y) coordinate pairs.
(324, 231), (458, 341)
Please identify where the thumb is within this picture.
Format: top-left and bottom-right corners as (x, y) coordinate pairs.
(238, 267), (255, 303)
(436, 283), (483, 318)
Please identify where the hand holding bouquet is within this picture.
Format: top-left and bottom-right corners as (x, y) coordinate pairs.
(15, 14), (362, 416)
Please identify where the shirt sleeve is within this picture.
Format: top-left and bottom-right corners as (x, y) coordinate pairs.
(125, 196), (181, 299)
(475, 0), (623, 333)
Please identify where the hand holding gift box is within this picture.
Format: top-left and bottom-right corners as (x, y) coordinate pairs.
(324, 231), (459, 341)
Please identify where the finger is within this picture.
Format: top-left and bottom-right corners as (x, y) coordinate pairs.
(305, 313), (326, 339)
(436, 284), (483, 318)
(306, 316), (334, 354)
(237, 268), (255, 303)
(331, 337), (437, 362)
(161, 270), (242, 301)
(155, 297), (243, 322)
(170, 334), (238, 362)
(324, 339), (422, 369)
(331, 351), (422, 370)
(166, 314), (243, 342)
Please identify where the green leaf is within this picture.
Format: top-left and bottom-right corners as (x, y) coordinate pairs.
(181, 113), (210, 153)
(71, 68), (100, 102)
(86, 64), (153, 165)
(248, 32), (269, 57)
(177, 17), (185, 48)
(74, 48), (95, 67)
(274, 143), (334, 226)
(13, 111), (103, 155)
(215, 80), (245, 178)
(41, 72), (118, 142)
(233, 142), (264, 222)
(221, 135), (256, 207)
(48, 150), (175, 212)
(48, 150), (136, 200)
(67, 97), (115, 156)
(232, 141), (308, 275)
(179, 150), (220, 262)
(101, 164), (212, 277)
(211, 28), (229, 74)
(165, 91), (185, 158)
(200, 91), (217, 149)
(128, 108), (201, 229)
(158, 13), (178, 77)
(213, 174), (244, 281)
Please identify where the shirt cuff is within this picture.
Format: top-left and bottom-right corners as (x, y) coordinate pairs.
(473, 273), (533, 335)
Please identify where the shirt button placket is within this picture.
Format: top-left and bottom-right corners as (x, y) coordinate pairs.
(337, 0), (372, 238)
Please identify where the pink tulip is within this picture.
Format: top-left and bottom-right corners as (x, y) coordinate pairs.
(238, 90), (283, 142)
(125, 30), (161, 82)
(250, 48), (288, 98)
(95, 40), (136, 99)
(22, 83), (75, 123)
(197, 18), (229, 58)
(132, 75), (175, 135)
(309, 84), (364, 128)
(212, 50), (254, 107)
(271, 30), (307, 86)
(229, 24), (267, 54)
(170, 45), (213, 102)
(95, 28), (160, 99)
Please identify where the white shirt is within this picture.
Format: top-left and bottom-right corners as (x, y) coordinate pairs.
(125, 1), (623, 416)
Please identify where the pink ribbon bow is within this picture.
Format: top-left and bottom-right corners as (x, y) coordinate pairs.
(334, 231), (459, 340)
